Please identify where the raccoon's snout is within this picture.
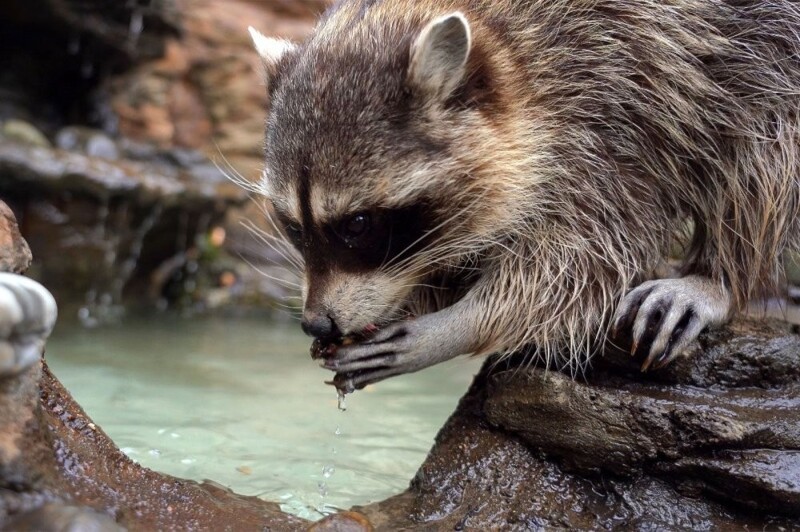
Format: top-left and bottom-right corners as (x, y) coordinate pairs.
(301, 311), (341, 340)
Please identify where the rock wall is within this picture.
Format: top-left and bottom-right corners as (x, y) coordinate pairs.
(0, 202), (31, 274)
(0, 1), (326, 314)
(0, 0), (179, 134)
(106, 0), (330, 178)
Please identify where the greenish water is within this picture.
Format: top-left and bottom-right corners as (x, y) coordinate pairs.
(45, 314), (482, 520)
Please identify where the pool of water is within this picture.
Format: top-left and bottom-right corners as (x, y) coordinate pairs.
(45, 314), (482, 520)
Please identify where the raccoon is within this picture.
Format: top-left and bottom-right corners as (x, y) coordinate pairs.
(249, 0), (800, 390)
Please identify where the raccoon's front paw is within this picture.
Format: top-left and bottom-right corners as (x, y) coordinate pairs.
(322, 311), (470, 391)
(612, 275), (731, 371)
(0, 273), (58, 377)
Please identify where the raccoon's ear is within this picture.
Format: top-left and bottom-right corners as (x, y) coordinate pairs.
(408, 12), (472, 100)
(248, 26), (296, 79)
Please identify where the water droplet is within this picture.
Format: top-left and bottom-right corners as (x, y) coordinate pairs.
(322, 465), (335, 478)
(317, 481), (328, 497)
(334, 426), (342, 436)
(337, 390), (347, 412)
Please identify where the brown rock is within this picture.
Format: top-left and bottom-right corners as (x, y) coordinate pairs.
(309, 511), (374, 532)
(0, 136), (247, 308)
(358, 318), (800, 530)
(0, 201), (31, 274)
(106, 0), (332, 182)
(0, 361), (308, 531)
(169, 80), (213, 149)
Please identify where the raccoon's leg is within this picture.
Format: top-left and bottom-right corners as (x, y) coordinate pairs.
(0, 273), (58, 377)
(612, 275), (731, 371)
(323, 303), (478, 390)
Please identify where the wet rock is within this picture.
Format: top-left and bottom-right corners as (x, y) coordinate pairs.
(0, 134), (247, 310)
(0, 201), (32, 274)
(0, 0), (316, 313)
(55, 127), (119, 160)
(19, 363), (308, 530)
(0, 353), (309, 530)
(359, 318), (800, 529)
(0, 0), (179, 136)
(308, 511), (374, 532)
(1, 120), (51, 148)
(0, 139), (241, 205)
(4, 503), (123, 532)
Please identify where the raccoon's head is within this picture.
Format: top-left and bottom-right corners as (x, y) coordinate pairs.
(250, 9), (519, 339)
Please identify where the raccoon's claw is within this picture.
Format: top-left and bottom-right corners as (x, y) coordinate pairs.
(612, 276), (731, 372)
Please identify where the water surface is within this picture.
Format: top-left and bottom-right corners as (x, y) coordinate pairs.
(46, 314), (482, 519)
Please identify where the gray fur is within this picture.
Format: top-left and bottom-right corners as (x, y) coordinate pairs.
(252, 0), (800, 387)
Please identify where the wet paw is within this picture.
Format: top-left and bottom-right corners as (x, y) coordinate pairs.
(612, 276), (731, 371)
(0, 273), (57, 377)
(322, 321), (415, 391)
(322, 309), (472, 392)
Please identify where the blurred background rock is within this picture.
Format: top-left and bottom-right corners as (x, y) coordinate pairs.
(0, 0), (331, 324)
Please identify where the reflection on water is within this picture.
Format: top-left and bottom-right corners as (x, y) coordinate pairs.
(45, 314), (482, 520)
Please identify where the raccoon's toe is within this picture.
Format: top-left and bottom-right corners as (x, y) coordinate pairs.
(613, 276), (731, 371)
(322, 321), (410, 372)
(331, 366), (407, 392)
(322, 308), (472, 388)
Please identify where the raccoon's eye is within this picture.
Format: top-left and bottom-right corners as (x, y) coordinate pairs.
(342, 214), (369, 238)
(283, 223), (303, 246)
(341, 213), (371, 240)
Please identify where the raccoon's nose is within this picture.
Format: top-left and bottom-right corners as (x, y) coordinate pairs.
(301, 312), (340, 339)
